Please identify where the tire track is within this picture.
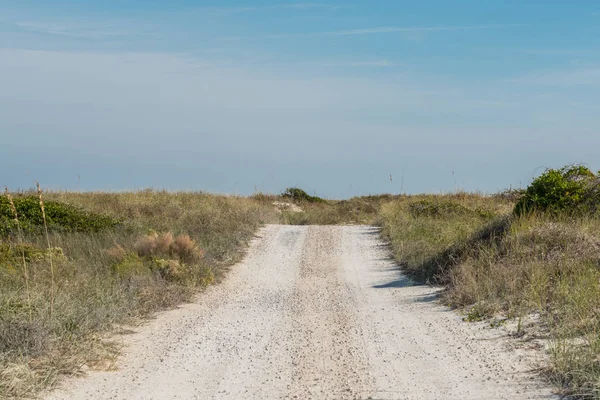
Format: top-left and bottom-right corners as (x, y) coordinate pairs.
(287, 226), (374, 399)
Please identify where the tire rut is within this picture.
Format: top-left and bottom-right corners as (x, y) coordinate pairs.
(287, 226), (374, 399)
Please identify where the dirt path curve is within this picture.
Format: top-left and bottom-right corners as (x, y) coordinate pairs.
(47, 225), (556, 400)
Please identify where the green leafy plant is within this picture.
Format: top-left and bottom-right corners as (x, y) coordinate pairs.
(514, 165), (599, 215)
(281, 187), (325, 203)
(0, 195), (120, 236)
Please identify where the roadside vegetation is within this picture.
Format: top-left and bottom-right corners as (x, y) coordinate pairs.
(255, 188), (394, 225)
(0, 189), (277, 398)
(3, 168), (599, 398)
(380, 165), (600, 398)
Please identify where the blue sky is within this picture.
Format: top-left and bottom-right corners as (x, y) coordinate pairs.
(1, 1), (599, 197)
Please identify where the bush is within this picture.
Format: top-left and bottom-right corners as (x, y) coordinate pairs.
(514, 165), (600, 215)
(281, 188), (325, 203)
(0, 195), (120, 236)
(0, 243), (67, 266)
(133, 231), (203, 262)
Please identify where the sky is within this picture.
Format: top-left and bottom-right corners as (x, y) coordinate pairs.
(0, 1), (599, 198)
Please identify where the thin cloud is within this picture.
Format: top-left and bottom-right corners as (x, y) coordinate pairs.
(12, 20), (156, 39)
(320, 59), (403, 68)
(509, 67), (600, 86)
(329, 24), (520, 36)
(519, 48), (600, 56)
(201, 3), (341, 15)
(278, 3), (342, 10)
(221, 24), (528, 41)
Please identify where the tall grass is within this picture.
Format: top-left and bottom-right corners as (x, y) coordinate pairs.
(261, 193), (395, 225)
(380, 193), (513, 281)
(37, 182), (56, 317)
(4, 188), (32, 322)
(4, 186), (599, 398)
(380, 193), (600, 398)
(0, 190), (278, 398)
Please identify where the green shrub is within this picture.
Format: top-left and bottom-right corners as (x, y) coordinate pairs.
(0, 196), (120, 236)
(514, 165), (599, 215)
(0, 243), (67, 266)
(281, 187), (325, 203)
(111, 252), (148, 277)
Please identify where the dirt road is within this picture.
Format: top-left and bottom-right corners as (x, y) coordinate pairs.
(48, 225), (555, 399)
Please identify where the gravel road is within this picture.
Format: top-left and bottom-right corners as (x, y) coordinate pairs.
(48, 225), (555, 400)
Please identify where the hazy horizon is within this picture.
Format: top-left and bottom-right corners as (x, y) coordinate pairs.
(1, 1), (598, 198)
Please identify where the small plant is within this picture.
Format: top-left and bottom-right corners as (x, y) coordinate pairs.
(463, 303), (494, 322)
(111, 252), (147, 277)
(281, 187), (325, 203)
(133, 231), (203, 262)
(172, 234), (197, 262)
(514, 165), (600, 215)
(152, 258), (185, 281)
(489, 318), (507, 328)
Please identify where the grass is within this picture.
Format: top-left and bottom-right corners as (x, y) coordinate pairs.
(255, 193), (396, 225)
(380, 192), (600, 398)
(0, 189), (394, 397)
(0, 189), (278, 398)
(380, 193), (513, 282)
(3, 186), (600, 398)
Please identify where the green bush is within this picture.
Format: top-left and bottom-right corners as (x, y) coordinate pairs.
(0, 196), (120, 236)
(515, 165), (600, 215)
(281, 187), (325, 203)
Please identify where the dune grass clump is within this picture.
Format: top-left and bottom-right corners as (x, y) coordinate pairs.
(380, 193), (512, 282)
(133, 232), (201, 262)
(129, 231), (209, 282)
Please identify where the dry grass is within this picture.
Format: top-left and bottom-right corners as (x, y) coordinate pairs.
(445, 215), (600, 397)
(380, 192), (513, 281)
(0, 190), (278, 398)
(254, 193), (396, 225)
(4, 187), (600, 398)
(380, 193), (600, 398)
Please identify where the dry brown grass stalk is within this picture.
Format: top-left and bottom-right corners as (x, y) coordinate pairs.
(4, 187), (32, 321)
(37, 181), (55, 317)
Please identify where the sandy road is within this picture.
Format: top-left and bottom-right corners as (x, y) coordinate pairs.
(48, 225), (555, 400)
